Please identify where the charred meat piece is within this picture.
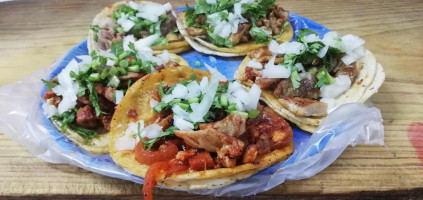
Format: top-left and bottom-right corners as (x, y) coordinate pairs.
(246, 107), (293, 155)
(103, 87), (115, 102)
(273, 77), (320, 100)
(100, 115), (112, 131)
(160, 11), (177, 37)
(119, 72), (145, 83)
(186, 27), (207, 36)
(199, 113), (246, 138)
(216, 136), (245, 168)
(76, 105), (100, 129)
(174, 113), (247, 152)
(174, 128), (225, 152)
(97, 27), (115, 51)
(335, 61), (362, 82)
(255, 78), (280, 89)
(229, 24), (251, 46)
(278, 97), (328, 117)
(43, 90), (56, 100)
(268, 5), (290, 35)
(248, 47), (272, 60)
(53, 96), (62, 107)
(156, 114), (174, 130)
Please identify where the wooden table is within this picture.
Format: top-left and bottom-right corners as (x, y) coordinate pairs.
(1, 0), (422, 199)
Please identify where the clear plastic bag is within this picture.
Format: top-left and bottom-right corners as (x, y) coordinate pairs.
(0, 12), (384, 196)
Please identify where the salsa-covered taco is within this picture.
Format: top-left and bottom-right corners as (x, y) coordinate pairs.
(88, 0), (191, 54)
(235, 29), (385, 132)
(109, 66), (293, 199)
(176, 0), (293, 57)
(42, 46), (187, 154)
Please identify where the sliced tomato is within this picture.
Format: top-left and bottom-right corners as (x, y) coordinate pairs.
(188, 152), (214, 171)
(143, 162), (169, 200)
(134, 141), (178, 165)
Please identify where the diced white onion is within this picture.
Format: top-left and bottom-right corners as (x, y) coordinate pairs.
(171, 84), (188, 99)
(172, 104), (191, 120)
(189, 73), (219, 123)
(232, 88), (250, 105)
(106, 59), (115, 66)
(317, 45), (329, 58)
(140, 123), (163, 139)
(123, 35), (136, 51)
(227, 81), (243, 94)
(125, 120), (144, 136)
(117, 12), (135, 32)
(243, 84), (261, 111)
(136, 2), (172, 23)
(114, 136), (137, 151)
(285, 41), (305, 55)
(261, 56), (291, 78)
(304, 34), (321, 43)
(160, 50), (170, 63)
(162, 94), (175, 103)
(98, 50), (117, 59)
(114, 90), (124, 104)
(200, 77), (209, 93)
(341, 54), (359, 66)
(128, 1), (139, 10)
(295, 63), (305, 72)
(320, 75), (351, 98)
(53, 59), (80, 114)
(134, 34), (160, 50)
(150, 99), (159, 108)
(185, 81), (201, 99)
(322, 31), (341, 48)
(246, 59), (263, 69)
(174, 116), (194, 131)
(269, 40), (280, 54)
(42, 100), (58, 118)
(342, 34), (366, 53)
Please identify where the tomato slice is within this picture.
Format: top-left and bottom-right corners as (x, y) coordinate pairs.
(143, 162), (169, 200)
(134, 141), (178, 165)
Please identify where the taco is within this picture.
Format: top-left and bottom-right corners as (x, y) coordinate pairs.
(88, 0), (191, 55)
(41, 46), (188, 154)
(109, 66), (293, 199)
(176, 0), (294, 57)
(235, 30), (385, 132)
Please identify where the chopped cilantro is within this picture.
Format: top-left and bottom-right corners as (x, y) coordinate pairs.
(41, 79), (58, 90)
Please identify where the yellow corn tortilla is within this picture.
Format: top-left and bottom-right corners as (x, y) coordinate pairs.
(50, 54), (188, 154)
(176, 12), (294, 57)
(87, 0), (191, 55)
(109, 66), (294, 189)
(235, 50), (385, 132)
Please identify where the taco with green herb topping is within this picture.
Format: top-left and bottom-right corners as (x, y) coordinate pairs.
(176, 0), (293, 57)
(109, 66), (293, 199)
(88, 0), (191, 55)
(235, 29), (385, 132)
(41, 46), (187, 154)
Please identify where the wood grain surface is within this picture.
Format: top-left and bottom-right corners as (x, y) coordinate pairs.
(0, 0), (423, 199)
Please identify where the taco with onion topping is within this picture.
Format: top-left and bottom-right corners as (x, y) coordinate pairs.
(176, 0), (294, 57)
(109, 66), (293, 199)
(88, 0), (191, 54)
(41, 46), (188, 154)
(235, 29), (385, 132)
